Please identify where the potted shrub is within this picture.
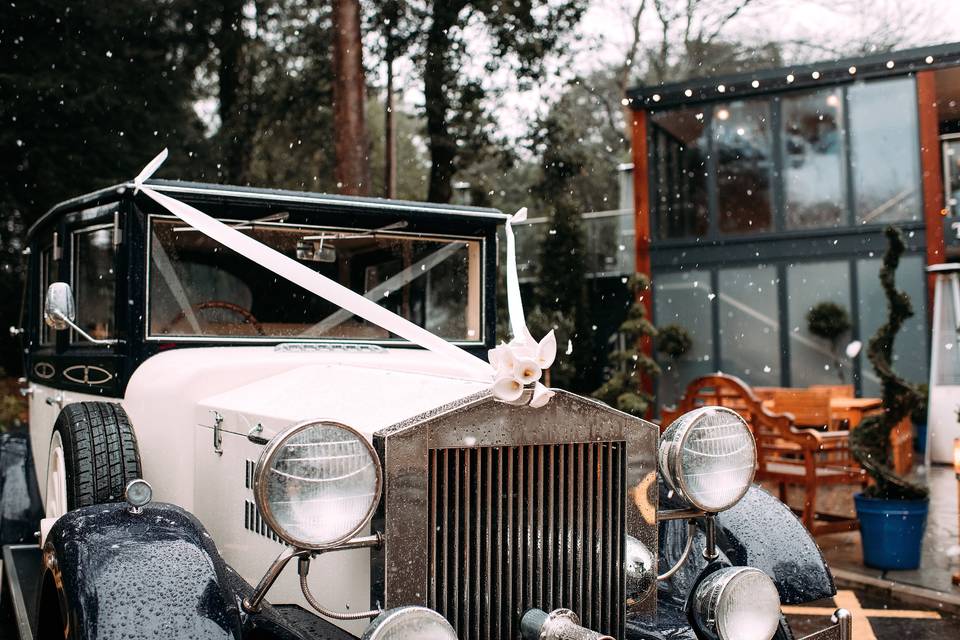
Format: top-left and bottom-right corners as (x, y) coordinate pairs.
(806, 301), (852, 382)
(850, 227), (929, 570)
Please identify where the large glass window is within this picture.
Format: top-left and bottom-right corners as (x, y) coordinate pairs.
(651, 108), (709, 239)
(782, 88), (846, 229)
(857, 255), (928, 395)
(718, 265), (780, 385)
(849, 78), (921, 225)
(715, 100), (774, 234)
(654, 270), (714, 406)
(787, 261), (852, 387)
(148, 217), (483, 342)
(72, 226), (117, 341)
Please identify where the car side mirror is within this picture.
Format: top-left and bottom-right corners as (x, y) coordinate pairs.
(44, 282), (76, 330)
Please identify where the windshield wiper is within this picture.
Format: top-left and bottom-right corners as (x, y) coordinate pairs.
(301, 220), (408, 242)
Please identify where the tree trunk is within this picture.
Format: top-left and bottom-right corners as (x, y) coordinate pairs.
(215, 0), (246, 183)
(384, 39), (397, 198)
(423, 2), (462, 203)
(332, 0), (371, 196)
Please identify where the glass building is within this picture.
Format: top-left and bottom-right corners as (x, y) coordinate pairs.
(626, 43), (960, 404)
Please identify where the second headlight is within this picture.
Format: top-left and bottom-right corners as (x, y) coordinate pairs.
(658, 406), (756, 512)
(254, 420), (382, 550)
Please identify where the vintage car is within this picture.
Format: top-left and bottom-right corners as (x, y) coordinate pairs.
(0, 174), (851, 640)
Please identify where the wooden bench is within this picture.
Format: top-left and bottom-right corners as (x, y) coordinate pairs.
(662, 374), (865, 535)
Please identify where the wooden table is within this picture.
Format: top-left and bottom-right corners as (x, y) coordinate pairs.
(829, 397), (882, 428)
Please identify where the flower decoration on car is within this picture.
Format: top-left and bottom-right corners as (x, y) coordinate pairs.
(489, 325), (557, 408)
(488, 206), (559, 408)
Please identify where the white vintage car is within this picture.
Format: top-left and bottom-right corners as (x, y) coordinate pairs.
(1, 176), (850, 640)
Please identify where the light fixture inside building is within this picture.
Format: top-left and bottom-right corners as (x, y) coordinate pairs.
(716, 108), (730, 121)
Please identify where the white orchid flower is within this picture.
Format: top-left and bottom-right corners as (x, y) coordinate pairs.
(529, 383), (555, 408)
(536, 330), (557, 369)
(513, 357), (542, 385)
(492, 374), (525, 403)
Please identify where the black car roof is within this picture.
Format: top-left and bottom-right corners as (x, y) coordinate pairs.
(27, 179), (509, 240)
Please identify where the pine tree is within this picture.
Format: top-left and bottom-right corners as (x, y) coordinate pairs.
(592, 274), (659, 418)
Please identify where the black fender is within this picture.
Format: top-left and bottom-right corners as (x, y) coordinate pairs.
(714, 485), (835, 604)
(0, 432), (44, 545)
(36, 501), (353, 640)
(39, 502), (243, 640)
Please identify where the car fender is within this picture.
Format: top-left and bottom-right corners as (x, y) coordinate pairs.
(713, 485), (836, 604)
(39, 502), (244, 640)
(0, 432), (44, 545)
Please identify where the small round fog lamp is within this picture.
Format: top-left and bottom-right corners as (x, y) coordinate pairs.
(361, 607), (457, 640)
(254, 420), (382, 550)
(124, 479), (153, 509)
(691, 567), (781, 640)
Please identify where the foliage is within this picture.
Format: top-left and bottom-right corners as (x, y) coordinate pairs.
(806, 302), (851, 342)
(393, 0), (589, 203)
(656, 324), (692, 360)
(807, 300), (852, 382)
(531, 192), (594, 393)
(592, 275), (659, 418)
(849, 227), (927, 501)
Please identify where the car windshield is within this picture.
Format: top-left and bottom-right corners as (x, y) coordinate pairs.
(147, 216), (483, 342)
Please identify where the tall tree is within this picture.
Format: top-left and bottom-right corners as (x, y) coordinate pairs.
(415, 0), (588, 202)
(214, 0), (248, 183)
(0, 0), (209, 373)
(332, 0), (371, 195)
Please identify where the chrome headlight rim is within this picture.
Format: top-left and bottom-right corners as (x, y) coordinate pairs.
(659, 406), (757, 513)
(253, 419), (383, 551)
(361, 606), (457, 640)
(691, 566), (781, 640)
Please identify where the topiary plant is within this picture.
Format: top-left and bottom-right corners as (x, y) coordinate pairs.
(806, 301), (852, 382)
(592, 274), (659, 418)
(849, 226), (928, 501)
(656, 324), (692, 360)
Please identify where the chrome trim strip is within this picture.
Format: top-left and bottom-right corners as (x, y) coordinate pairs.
(148, 182), (510, 220)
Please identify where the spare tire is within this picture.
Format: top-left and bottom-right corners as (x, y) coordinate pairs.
(50, 402), (141, 509)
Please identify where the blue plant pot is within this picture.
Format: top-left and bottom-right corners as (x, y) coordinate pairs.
(913, 422), (927, 454)
(854, 493), (929, 570)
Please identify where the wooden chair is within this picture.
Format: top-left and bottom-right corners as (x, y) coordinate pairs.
(809, 384), (855, 398)
(661, 374), (864, 535)
(769, 388), (833, 430)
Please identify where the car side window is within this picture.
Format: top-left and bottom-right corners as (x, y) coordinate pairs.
(71, 226), (116, 341)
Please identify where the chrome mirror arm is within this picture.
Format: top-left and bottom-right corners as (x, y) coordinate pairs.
(52, 311), (122, 346)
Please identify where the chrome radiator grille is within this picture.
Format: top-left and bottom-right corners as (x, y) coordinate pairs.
(427, 442), (626, 640)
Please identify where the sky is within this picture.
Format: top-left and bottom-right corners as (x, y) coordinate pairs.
(484, 0), (960, 141)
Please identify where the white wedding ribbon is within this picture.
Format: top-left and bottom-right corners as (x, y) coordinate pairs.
(132, 149), (555, 405)
(504, 207), (528, 340)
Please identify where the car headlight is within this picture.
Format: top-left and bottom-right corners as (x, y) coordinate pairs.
(361, 607), (457, 640)
(658, 406), (756, 512)
(253, 420), (382, 549)
(691, 567), (781, 640)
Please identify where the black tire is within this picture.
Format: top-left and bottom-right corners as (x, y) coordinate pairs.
(53, 402), (141, 509)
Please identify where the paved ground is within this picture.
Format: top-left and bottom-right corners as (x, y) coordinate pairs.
(785, 587), (959, 640)
(768, 464), (960, 597)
